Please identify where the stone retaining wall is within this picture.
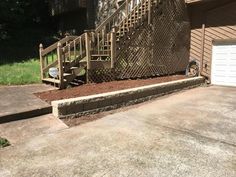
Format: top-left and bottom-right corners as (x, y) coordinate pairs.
(52, 77), (205, 119)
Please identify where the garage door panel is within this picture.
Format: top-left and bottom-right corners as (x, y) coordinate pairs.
(230, 57), (236, 61)
(229, 59), (236, 64)
(214, 63), (228, 67)
(229, 70), (236, 73)
(214, 54), (227, 59)
(229, 77), (236, 81)
(228, 74), (236, 78)
(228, 65), (236, 69)
(230, 46), (236, 50)
(212, 44), (236, 87)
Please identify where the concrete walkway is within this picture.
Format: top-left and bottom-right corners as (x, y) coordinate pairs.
(0, 84), (55, 123)
(0, 114), (68, 145)
(0, 86), (236, 177)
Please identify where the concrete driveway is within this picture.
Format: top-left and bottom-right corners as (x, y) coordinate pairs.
(0, 84), (55, 123)
(0, 86), (236, 177)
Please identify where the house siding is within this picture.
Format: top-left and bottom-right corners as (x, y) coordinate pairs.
(189, 0), (236, 79)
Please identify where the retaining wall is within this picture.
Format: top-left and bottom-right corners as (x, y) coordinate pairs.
(52, 77), (205, 119)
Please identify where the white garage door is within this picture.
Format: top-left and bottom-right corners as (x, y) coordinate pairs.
(212, 44), (236, 87)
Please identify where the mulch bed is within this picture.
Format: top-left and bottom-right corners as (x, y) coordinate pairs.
(35, 75), (186, 103)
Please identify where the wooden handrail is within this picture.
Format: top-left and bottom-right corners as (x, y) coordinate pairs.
(115, 0), (147, 31)
(95, 2), (126, 33)
(95, 0), (136, 33)
(62, 33), (86, 53)
(41, 36), (77, 56)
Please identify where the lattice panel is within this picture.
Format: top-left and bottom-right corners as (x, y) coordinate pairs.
(88, 0), (190, 83)
(88, 69), (115, 83)
(115, 0), (190, 80)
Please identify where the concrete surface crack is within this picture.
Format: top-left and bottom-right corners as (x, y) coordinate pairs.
(155, 123), (236, 148)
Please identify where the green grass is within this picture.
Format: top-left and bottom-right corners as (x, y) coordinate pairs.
(0, 59), (41, 85)
(0, 137), (10, 148)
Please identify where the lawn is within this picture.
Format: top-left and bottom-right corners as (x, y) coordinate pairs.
(0, 59), (41, 85)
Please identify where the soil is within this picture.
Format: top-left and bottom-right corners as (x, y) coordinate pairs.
(35, 75), (186, 103)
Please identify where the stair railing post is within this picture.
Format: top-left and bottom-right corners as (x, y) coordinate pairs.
(39, 44), (44, 80)
(148, 0), (152, 24)
(57, 42), (64, 89)
(111, 28), (116, 69)
(85, 31), (91, 82)
(126, 0), (129, 17)
(65, 33), (69, 45)
(131, 0), (134, 10)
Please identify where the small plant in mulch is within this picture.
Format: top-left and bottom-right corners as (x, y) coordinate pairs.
(0, 137), (10, 148)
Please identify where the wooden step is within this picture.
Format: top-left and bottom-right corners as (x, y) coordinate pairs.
(63, 55), (86, 72)
(63, 61), (71, 65)
(42, 78), (61, 84)
(64, 73), (77, 84)
(63, 73), (73, 78)
(92, 51), (111, 54)
(42, 72), (75, 84)
(80, 60), (111, 69)
(91, 54), (110, 57)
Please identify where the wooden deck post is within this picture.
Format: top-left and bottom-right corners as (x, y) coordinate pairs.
(148, 0), (152, 24)
(65, 33), (69, 45)
(39, 44), (44, 80)
(57, 42), (64, 89)
(85, 32), (91, 82)
(111, 28), (116, 69)
(126, 0), (129, 17)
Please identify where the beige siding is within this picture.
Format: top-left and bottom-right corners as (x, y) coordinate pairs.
(190, 28), (202, 63)
(189, 1), (236, 78)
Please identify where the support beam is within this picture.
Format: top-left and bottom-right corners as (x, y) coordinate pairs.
(85, 32), (91, 82)
(39, 44), (44, 80)
(57, 42), (64, 89)
(148, 0), (152, 24)
(111, 28), (116, 68)
(126, 0), (129, 16)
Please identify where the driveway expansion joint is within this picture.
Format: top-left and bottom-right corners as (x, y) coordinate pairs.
(156, 123), (236, 148)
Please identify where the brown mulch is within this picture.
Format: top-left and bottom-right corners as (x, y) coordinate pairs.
(35, 75), (186, 103)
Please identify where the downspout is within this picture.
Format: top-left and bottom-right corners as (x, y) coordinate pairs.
(200, 23), (205, 76)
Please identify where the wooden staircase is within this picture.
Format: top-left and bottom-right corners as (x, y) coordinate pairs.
(39, 0), (159, 89)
